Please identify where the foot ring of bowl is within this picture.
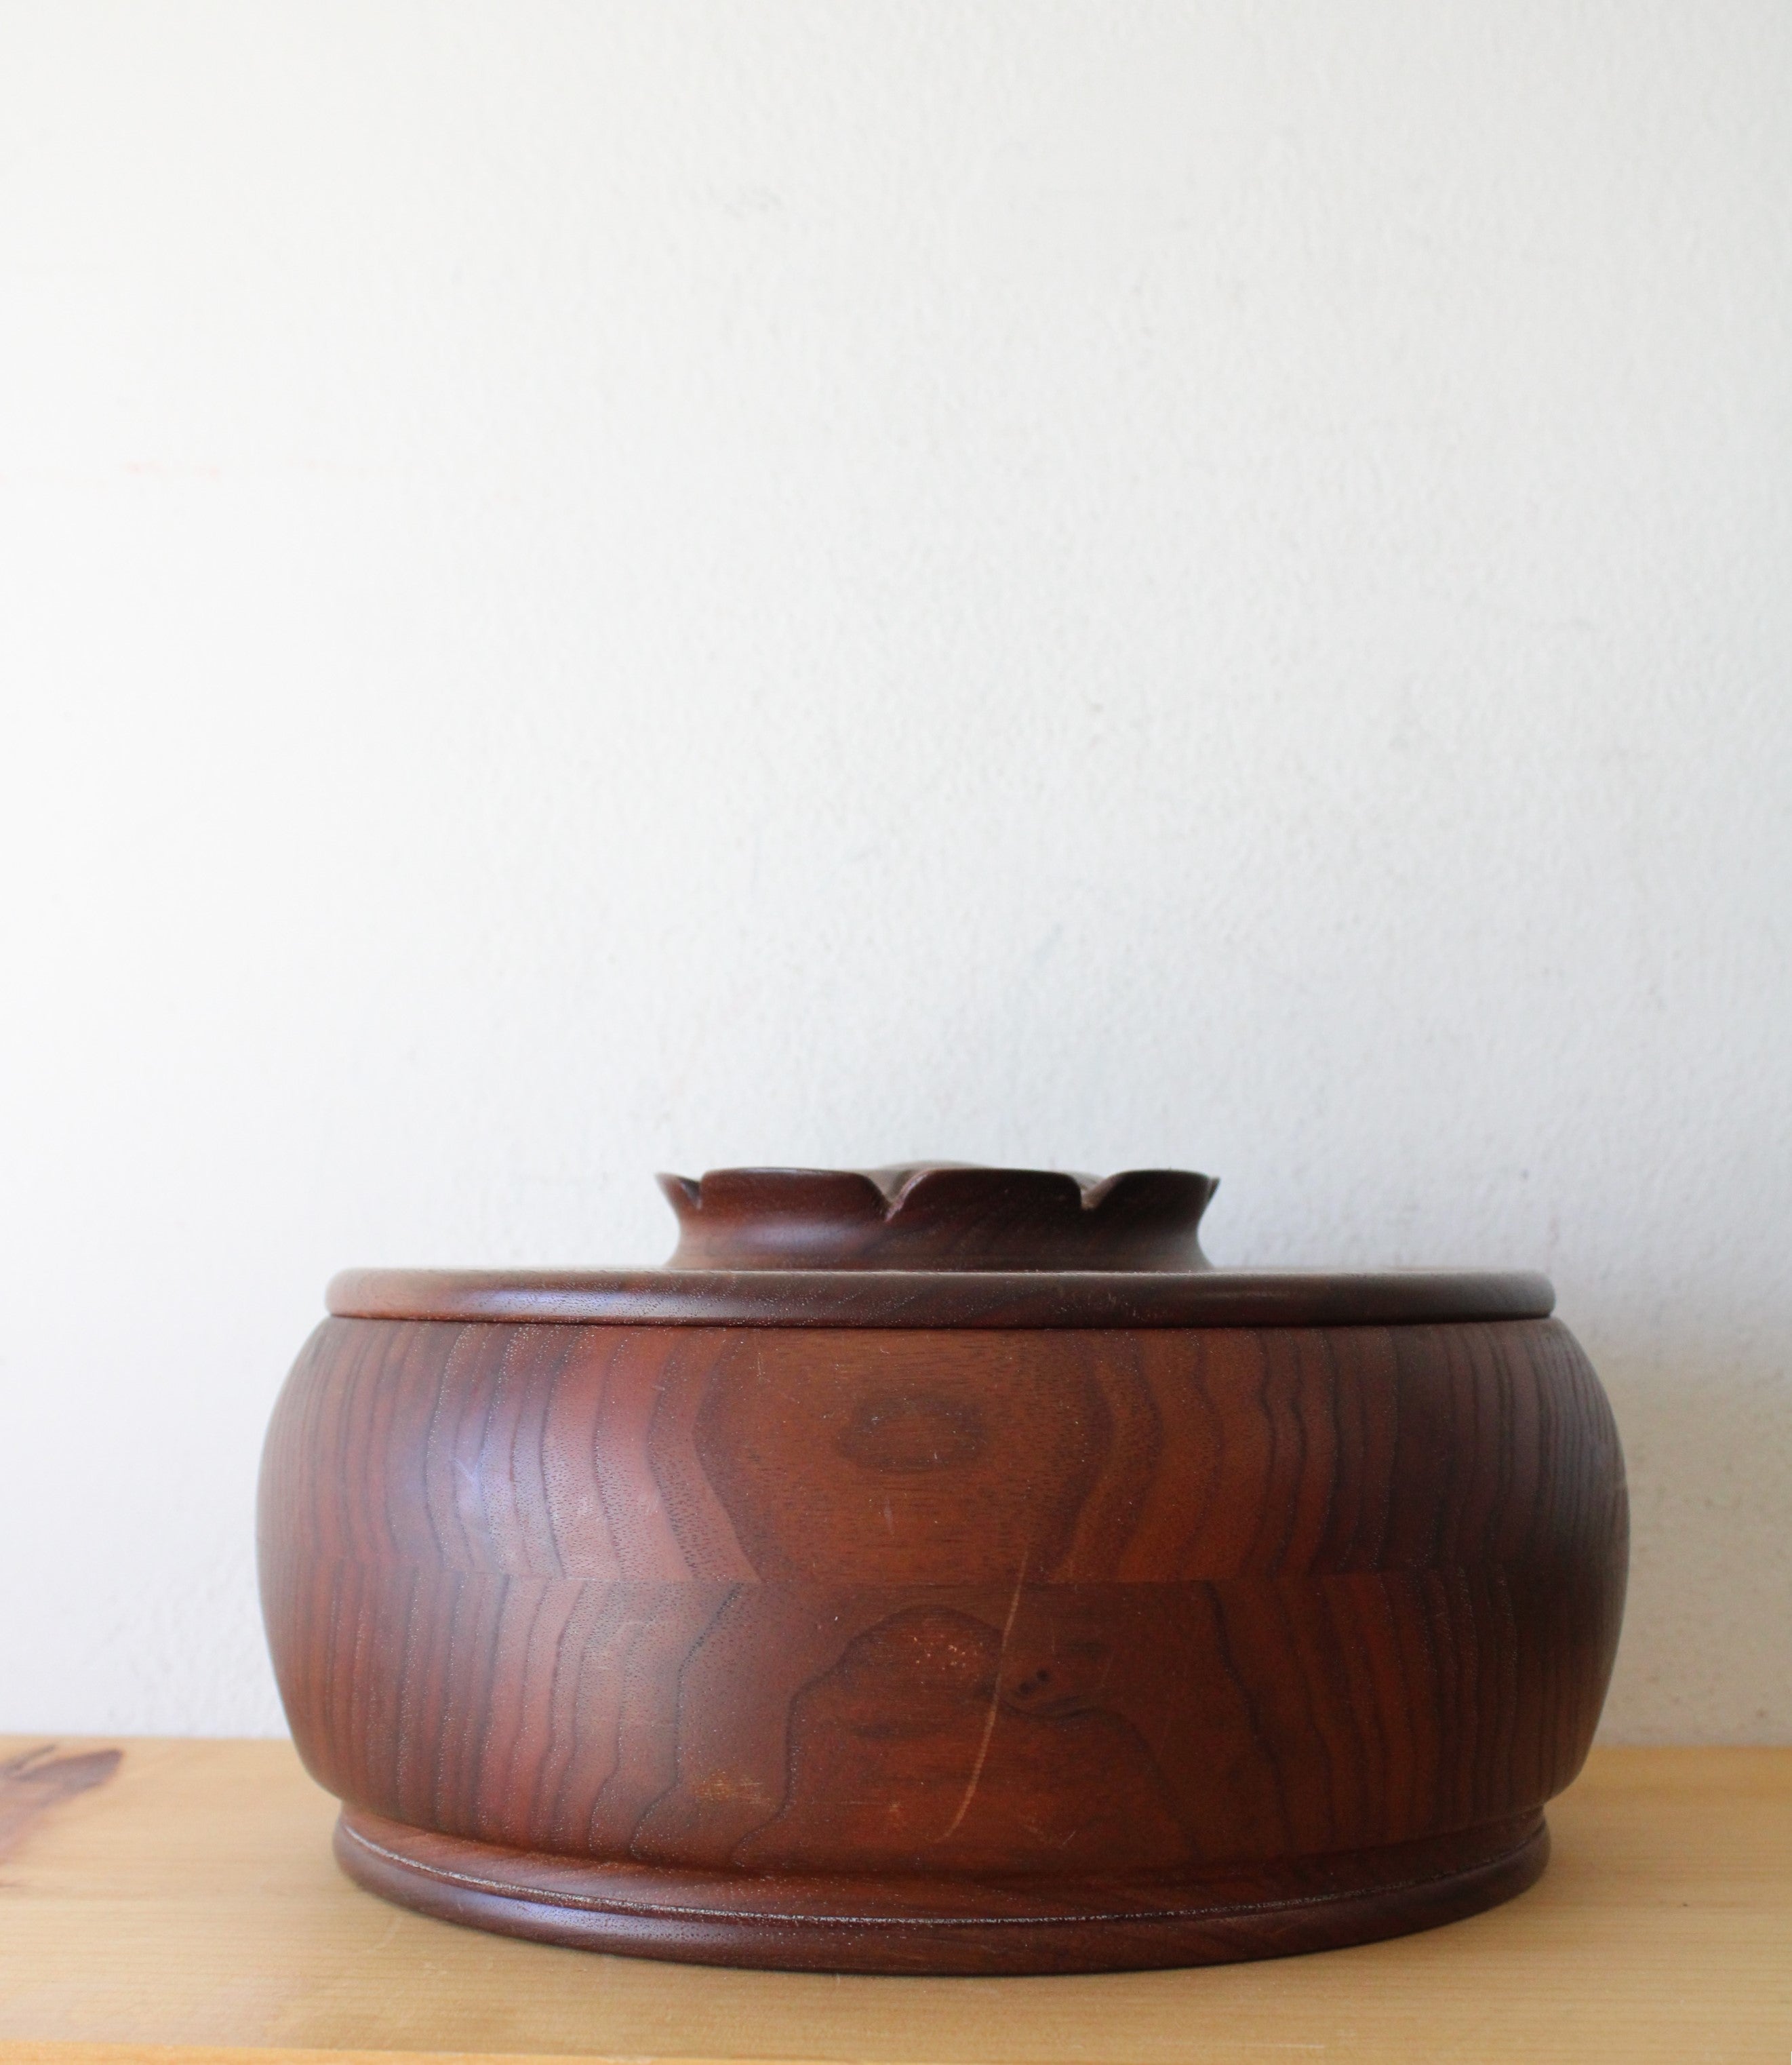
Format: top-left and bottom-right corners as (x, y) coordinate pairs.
(334, 1807), (1550, 1974)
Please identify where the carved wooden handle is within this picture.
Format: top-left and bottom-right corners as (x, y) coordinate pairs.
(657, 1163), (1218, 1272)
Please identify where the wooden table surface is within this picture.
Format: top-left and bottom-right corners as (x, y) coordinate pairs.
(0, 1738), (1785, 2065)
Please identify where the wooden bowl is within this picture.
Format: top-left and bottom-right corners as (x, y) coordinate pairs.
(258, 1165), (1627, 1973)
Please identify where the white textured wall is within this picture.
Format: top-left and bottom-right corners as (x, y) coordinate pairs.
(2, 3), (1787, 1742)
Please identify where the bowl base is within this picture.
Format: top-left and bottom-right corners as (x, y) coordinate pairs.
(334, 1806), (1549, 1974)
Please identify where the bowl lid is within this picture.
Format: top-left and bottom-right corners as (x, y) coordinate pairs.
(327, 1163), (1554, 1329)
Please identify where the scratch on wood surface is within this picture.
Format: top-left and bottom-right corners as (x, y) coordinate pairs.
(0, 1742), (123, 1860)
(938, 1557), (1027, 1843)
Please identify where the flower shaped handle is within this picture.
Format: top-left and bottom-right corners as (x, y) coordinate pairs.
(658, 1163), (1216, 1272)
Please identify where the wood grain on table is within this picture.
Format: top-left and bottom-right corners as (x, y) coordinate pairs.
(0, 1738), (1785, 2064)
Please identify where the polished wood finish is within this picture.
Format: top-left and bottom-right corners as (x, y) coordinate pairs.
(267, 1165), (1625, 1971)
(326, 1264), (1557, 1328)
(658, 1165), (1220, 1270)
(331, 1806), (1549, 1973)
(3, 1738), (1788, 2062)
(259, 1308), (1627, 1970)
(333, 1163), (1555, 1329)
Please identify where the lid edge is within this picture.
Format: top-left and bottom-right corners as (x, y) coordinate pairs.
(325, 1266), (1556, 1329)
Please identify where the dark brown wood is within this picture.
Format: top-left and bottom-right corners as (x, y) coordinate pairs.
(658, 1165), (1220, 1271)
(326, 1266), (1557, 1329)
(330, 1804), (1551, 1975)
(260, 1304), (1627, 1972)
(264, 1165), (1624, 1971)
(338, 1166), (1551, 1328)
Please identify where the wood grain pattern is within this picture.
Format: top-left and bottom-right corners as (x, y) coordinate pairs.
(258, 1314), (1627, 1970)
(9, 1738), (1785, 2061)
(0, 1746), (121, 1861)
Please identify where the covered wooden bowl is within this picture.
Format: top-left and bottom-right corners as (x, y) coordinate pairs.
(257, 1165), (1627, 1973)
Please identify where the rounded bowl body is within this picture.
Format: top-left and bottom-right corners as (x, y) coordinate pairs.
(258, 1310), (1626, 1969)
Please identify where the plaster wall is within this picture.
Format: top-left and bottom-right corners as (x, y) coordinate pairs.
(1, 2), (1787, 1738)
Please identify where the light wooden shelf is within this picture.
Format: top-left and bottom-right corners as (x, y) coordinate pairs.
(0, 1738), (1785, 2064)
